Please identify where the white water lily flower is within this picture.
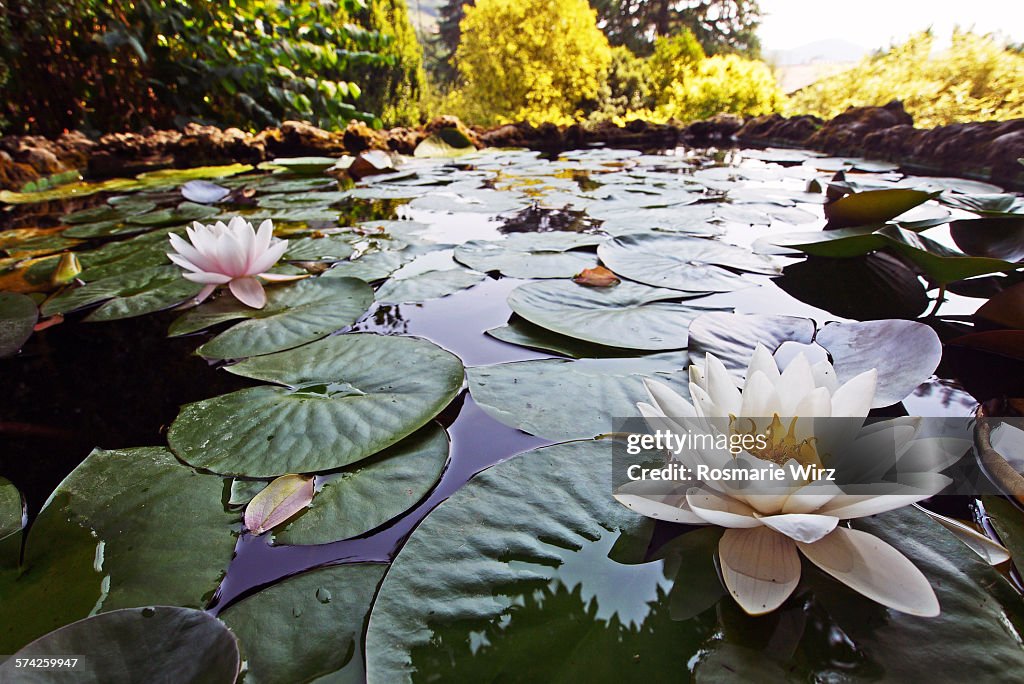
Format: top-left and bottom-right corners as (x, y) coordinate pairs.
(168, 217), (299, 309)
(615, 344), (946, 618)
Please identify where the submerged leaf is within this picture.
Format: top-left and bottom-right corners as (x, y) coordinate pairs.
(244, 474), (315, 536)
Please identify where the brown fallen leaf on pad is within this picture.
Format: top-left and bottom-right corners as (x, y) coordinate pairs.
(573, 265), (619, 287)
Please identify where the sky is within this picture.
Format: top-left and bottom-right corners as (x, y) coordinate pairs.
(758, 0), (1024, 51)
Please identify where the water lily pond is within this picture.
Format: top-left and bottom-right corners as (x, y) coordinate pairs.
(1, 145), (1023, 681)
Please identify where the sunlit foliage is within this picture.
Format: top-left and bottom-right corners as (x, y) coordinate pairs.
(452, 0), (613, 125)
(654, 53), (782, 121)
(788, 30), (1024, 128)
(0, 0), (424, 135)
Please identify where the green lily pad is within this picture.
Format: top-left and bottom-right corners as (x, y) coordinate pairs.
(467, 354), (689, 440)
(414, 133), (475, 159)
(74, 228), (177, 281)
(268, 157), (340, 175)
(0, 178), (139, 204)
(125, 201), (220, 229)
(273, 424), (449, 545)
(284, 235), (355, 262)
(598, 234), (782, 293)
(949, 217), (1024, 262)
(221, 564), (385, 684)
(0, 448), (237, 654)
(687, 311), (818, 375)
(939, 192), (1024, 216)
(0, 292), (38, 357)
(167, 333), (464, 476)
(257, 191), (351, 210)
(322, 250), (414, 282)
(375, 268), (485, 304)
(169, 277), (373, 359)
(0, 477), (22, 542)
(0, 607), (240, 683)
(134, 163), (253, 189)
(454, 233), (602, 279)
(486, 317), (646, 358)
(507, 280), (726, 350)
(41, 263), (202, 319)
(824, 189), (938, 228)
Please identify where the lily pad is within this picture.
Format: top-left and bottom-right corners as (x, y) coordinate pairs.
(949, 217), (1024, 262)
(0, 448), (237, 653)
(467, 355), (689, 440)
(273, 424), (450, 545)
(221, 564), (386, 684)
(486, 317), (646, 358)
(169, 277), (373, 359)
(0, 607), (240, 684)
(597, 234), (782, 293)
(687, 312), (817, 375)
(507, 280), (726, 350)
(0, 292), (38, 356)
(375, 268), (485, 304)
(825, 189), (938, 228)
(414, 132), (475, 158)
(283, 235), (355, 262)
(322, 250), (414, 282)
(42, 265), (187, 317)
(167, 334), (464, 476)
(454, 234), (603, 279)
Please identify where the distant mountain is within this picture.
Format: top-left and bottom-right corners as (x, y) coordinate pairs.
(769, 39), (869, 66)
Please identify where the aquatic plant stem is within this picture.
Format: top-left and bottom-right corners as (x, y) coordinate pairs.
(926, 285), (946, 317)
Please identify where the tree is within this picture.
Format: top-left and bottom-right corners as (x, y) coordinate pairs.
(454, 0), (612, 125)
(429, 0), (473, 85)
(592, 0), (761, 57)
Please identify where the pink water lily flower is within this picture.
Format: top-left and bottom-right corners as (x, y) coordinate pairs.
(168, 217), (299, 309)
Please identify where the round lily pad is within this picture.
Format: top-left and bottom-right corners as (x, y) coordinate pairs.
(273, 424), (449, 545)
(167, 333), (464, 476)
(0, 292), (38, 357)
(270, 157), (341, 175)
(221, 564), (386, 684)
(486, 317), (646, 359)
(0, 607), (239, 684)
(507, 280), (727, 350)
(597, 233), (781, 293)
(454, 234), (602, 279)
(169, 277), (374, 359)
(375, 268), (485, 304)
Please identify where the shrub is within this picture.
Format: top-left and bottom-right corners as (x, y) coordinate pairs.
(452, 0), (613, 126)
(787, 30), (1024, 127)
(654, 54), (783, 122)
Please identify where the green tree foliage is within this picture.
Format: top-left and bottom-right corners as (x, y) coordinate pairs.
(788, 30), (1024, 128)
(0, 0), (424, 135)
(646, 30), (706, 96)
(591, 0), (761, 57)
(588, 46), (656, 120)
(654, 53), (782, 121)
(452, 0), (612, 125)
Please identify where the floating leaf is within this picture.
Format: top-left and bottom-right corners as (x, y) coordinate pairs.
(268, 157), (340, 175)
(274, 424), (449, 545)
(468, 354), (689, 440)
(283, 234), (355, 262)
(0, 292), (38, 356)
(221, 564), (385, 684)
(976, 282), (1024, 329)
(824, 189), (937, 228)
(687, 312), (817, 375)
(0, 448), (237, 653)
(181, 179), (230, 204)
(414, 133), (474, 158)
(168, 334), (464, 476)
(169, 277), (373, 359)
(486, 317), (645, 358)
(913, 505), (1009, 565)
(322, 250), (413, 282)
(508, 280), (726, 350)
(573, 265), (620, 287)
(454, 232), (604, 279)
(0, 607), (240, 684)
(949, 217), (1024, 262)
(597, 234), (781, 293)
(244, 475), (315, 535)
(42, 265), (185, 317)
(375, 268), (484, 304)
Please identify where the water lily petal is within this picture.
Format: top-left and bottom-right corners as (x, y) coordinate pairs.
(254, 219), (274, 257)
(258, 272), (308, 282)
(167, 252), (205, 273)
(738, 370), (781, 418)
(642, 378), (696, 419)
(613, 481), (705, 524)
(249, 239), (290, 275)
(194, 284), (217, 305)
(755, 512), (839, 543)
(229, 276), (267, 309)
(831, 368), (878, 417)
(719, 527), (801, 616)
(810, 359), (839, 393)
(778, 354), (815, 415)
(169, 232), (217, 273)
(781, 480), (842, 514)
(182, 271), (233, 284)
(817, 473), (949, 519)
(686, 487), (760, 528)
(689, 362), (706, 391)
(705, 353), (741, 416)
(745, 343), (781, 384)
(797, 527), (939, 617)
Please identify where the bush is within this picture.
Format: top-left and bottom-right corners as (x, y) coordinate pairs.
(586, 46), (656, 121)
(787, 30), (1024, 127)
(452, 0), (613, 126)
(654, 54), (783, 122)
(0, 0), (424, 135)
